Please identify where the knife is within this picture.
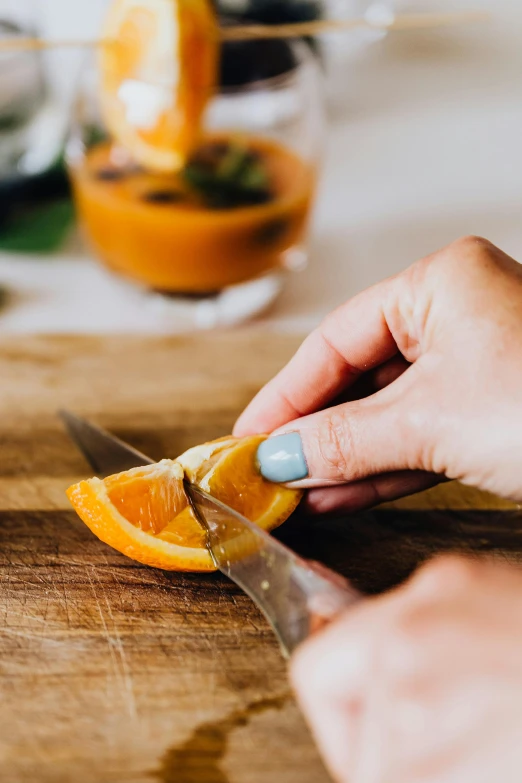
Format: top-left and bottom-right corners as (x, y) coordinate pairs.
(60, 410), (361, 657)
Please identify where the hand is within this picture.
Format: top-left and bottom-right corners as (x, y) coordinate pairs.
(291, 555), (522, 783)
(234, 236), (522, 512)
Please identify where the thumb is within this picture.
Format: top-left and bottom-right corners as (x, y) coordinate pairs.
(256, 383), (425, 487)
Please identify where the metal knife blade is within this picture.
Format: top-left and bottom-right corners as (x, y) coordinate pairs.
(59, 409), (154, 474)
(185, 482), (360, 656)
(60, 410), (361, 656)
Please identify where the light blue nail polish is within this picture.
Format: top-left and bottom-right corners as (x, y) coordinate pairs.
(257, 432), (308, 483)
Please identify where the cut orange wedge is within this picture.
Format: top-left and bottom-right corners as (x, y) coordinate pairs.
(66, 435), (302, 572)
(99, 0), (218, 172)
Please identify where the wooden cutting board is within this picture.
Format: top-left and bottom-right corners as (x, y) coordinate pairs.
(0, 334), (520, 783)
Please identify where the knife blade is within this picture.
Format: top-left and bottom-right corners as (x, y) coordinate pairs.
(185, 482), (360, 655)
(60, 409), (154, 474)
(60, 410), (361, 656)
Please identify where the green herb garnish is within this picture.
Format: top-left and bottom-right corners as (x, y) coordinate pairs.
(183, 141), (273, 209)
(0, 199), (74, 253)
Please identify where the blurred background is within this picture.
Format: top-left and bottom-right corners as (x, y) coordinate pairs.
(0, 0), (518, 332)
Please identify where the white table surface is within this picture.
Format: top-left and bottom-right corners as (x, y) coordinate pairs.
(1, 0), (520, 334)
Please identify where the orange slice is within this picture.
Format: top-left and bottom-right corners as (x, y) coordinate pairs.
(99, 0), (218, 172)
(66, 435), (302, 572)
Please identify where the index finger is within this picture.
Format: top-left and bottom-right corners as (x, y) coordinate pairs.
(233, 278), (398, 436)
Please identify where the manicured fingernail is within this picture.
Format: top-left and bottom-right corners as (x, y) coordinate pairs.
(257, 432), (308, 483)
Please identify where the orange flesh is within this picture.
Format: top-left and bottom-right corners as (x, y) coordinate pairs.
(157, 506), (206, 548)
(205, 437), (278, 521)
(108, 8), (158, 79)
(101, 8), (160, 141)
(104, 468), (206, 547)
(70, 136), (315, 292)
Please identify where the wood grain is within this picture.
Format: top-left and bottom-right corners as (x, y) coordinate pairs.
(0, 334), (520, 783)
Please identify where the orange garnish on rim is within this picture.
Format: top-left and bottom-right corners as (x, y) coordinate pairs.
(66, 435), (302, 572)
(99, 0), (218, 172)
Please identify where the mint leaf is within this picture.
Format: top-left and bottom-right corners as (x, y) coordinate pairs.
(0, 199), (74, 254)
(183, 141), (272, 209)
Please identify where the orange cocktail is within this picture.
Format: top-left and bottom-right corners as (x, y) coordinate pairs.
(67, 0), (323, 321)
(71, 134), (315, 294)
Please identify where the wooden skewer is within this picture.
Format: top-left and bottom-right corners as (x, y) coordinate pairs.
(0, 10), (489, 51)
(220, 11), (490, 40)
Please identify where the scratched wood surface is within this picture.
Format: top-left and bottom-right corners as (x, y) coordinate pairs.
(0, 334), (521, 783)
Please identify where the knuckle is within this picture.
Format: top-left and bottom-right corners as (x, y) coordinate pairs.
(413, 554), (484, 596)
(450, 234), (493, 255)
(418, 235), (496, 281)
(449, 235), (497, 269)
(316, 408), (354, 479)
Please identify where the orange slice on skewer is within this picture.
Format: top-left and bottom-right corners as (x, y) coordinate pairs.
(66, 435), (302, 572)
(99, 0), (219, 172)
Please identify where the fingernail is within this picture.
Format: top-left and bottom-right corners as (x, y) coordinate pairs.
(257, 432), (308, 483)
